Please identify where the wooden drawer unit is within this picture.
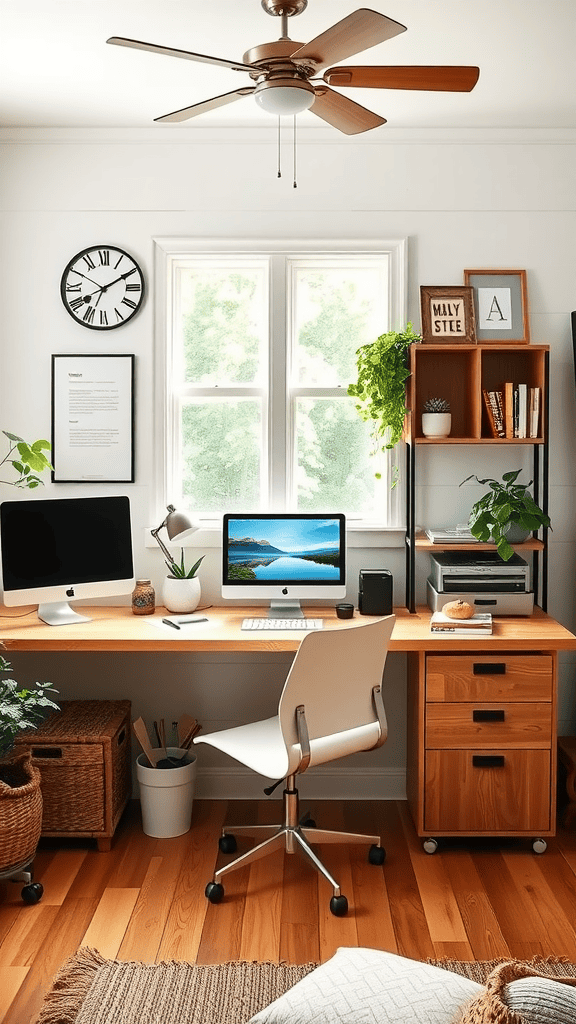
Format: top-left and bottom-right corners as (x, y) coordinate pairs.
(407, 651), (557, 852)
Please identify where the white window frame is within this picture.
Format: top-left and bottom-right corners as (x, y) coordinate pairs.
(153, 237), (407, 532)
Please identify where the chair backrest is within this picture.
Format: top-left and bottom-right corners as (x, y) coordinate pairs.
(278, 615), (395, 774)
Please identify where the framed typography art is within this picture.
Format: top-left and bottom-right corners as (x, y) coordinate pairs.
(464, 269), (530, 344)
(419, 285), (476, 344)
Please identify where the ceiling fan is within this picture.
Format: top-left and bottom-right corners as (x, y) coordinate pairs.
(107, 0), (480, 135)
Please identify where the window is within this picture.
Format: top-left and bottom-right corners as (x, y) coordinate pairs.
(153, 238), (406, 527)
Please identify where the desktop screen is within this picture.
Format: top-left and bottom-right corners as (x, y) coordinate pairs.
(222, 513), (346, 615)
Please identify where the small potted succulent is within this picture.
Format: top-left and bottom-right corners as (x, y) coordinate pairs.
(0, 654), (59, 886)
(162, 550), (206, 614)
(422, 397), (451, 438)
(460, 469), (551, 561)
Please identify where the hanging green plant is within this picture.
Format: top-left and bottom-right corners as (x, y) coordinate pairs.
(348, 322), (421, 479)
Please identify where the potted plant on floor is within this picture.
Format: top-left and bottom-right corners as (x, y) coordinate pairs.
(460, 469), (551, 561)
(162, 551), (206, 613)
(0, 654), (59, 899)
(348, 322), (421, 481)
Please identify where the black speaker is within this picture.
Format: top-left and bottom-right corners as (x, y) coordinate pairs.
(358, 569), (393, 615)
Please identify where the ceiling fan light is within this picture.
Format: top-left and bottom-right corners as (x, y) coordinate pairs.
(255, 79), (315, 115)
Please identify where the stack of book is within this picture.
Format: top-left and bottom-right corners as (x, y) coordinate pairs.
(482, 385), (541, 439)
(430, 611), (493, 636)
(425, 527), (478, 544)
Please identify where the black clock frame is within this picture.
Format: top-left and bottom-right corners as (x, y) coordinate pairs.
(60, 244), (145, 331)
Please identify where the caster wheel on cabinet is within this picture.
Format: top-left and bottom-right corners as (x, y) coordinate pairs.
(329, 895), (348, 916)
(205, 881), (224, 904)
(423, 838), (439, 854)
(21, 882), (43, 904)
(219, 834), (237, 854)
(532, 838), (547, 854)
(368, 844), (386, 865)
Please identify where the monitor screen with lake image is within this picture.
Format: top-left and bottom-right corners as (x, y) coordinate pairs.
(222, 513), (346, 618)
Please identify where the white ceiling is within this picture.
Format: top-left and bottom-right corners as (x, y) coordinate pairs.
(1, 0), (575, 131)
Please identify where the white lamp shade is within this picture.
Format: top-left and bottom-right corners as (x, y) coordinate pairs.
(255, 81), (315, 116)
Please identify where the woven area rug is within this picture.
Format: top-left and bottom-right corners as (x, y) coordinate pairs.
(35, 946), (576, 1024)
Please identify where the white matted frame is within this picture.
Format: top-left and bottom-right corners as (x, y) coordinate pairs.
(464, 268), (530, 344)
(51, 354), (135, 482)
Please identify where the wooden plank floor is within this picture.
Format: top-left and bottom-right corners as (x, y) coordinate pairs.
(3, 798), (576, 1022)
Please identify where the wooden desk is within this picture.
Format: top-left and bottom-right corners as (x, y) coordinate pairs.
(2, 604), (575, 852)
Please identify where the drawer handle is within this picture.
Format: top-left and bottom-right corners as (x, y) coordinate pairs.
(473, 709), (505, 722)
(32, 747), (63, 758)
(473, 755), (505, 768)
(473, 662), (506, 675)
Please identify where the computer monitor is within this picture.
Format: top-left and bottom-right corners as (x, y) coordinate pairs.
(222, 513), (346, 618)
(0, 495), (135, 626)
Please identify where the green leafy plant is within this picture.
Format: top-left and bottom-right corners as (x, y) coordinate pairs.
(1, 431), (53, 488)
(165, 550), (205, 579)
(348, 323), (421, 479)
(0, 655), (59, 761)
(460, 469), (551, 562)
(423, 397), (451, 413)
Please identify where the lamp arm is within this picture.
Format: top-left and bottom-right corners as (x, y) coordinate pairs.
(150, 526), (174, 564)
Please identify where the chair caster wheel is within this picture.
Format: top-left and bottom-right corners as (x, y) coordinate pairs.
(532, 838), (547, 854)
(205, 882), (224, 904)
(219, 834), (237, 854)
(368, 844), (386, 865)
(330, 895), (348, 916)
(301, 818), (316, 829)
(423, 838), (439, 854)
(21, 882), (43, 904)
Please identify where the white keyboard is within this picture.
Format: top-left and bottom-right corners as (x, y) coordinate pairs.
(241, 618), (323, 631)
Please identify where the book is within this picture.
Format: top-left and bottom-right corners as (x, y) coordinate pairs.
(503, 381), (514, 438)
(425, 528), (478, 544)
(430, 610), (492, 635)
(482, 389), (504, 438)
(529, 386), (540, 437)
(516, 383), (528, 438)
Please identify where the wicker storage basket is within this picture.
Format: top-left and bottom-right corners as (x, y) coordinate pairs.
(0, 750), (43, 873)
(14, 700), (131, 852)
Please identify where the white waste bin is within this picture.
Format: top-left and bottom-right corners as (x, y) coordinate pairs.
(136, 747), (197, 838)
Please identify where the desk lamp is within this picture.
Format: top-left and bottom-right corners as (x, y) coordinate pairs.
(151, 505), (199, 562)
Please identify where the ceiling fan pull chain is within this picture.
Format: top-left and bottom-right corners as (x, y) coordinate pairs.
(293, 115), (298, 188)
(277, 116), (282, 177)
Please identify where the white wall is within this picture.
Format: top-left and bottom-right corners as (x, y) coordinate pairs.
(1, 124), (575, 797)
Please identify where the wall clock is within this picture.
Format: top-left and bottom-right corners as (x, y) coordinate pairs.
(60, 245), (145, 330)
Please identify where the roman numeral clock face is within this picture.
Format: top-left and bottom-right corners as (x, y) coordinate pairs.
(60, 245), (145, 330)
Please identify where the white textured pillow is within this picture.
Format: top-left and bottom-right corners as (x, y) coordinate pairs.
(504, 976), (576, 1023)
(248, 947), (483, 1024)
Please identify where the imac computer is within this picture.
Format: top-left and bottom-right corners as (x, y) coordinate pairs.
(222, 513), (346, 618)
(0, 495), (135, 626)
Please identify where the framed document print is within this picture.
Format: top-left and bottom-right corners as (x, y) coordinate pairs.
(52, 354), (135, 482)
(420, 285), (476, 344)
(464, 269), (530, 343)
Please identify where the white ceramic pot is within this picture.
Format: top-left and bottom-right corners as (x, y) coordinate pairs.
(162, 575), (201, 614)
(422, 412), (452, 438)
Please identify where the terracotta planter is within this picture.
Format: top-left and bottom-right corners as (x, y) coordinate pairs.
(0, 750), (43, 872)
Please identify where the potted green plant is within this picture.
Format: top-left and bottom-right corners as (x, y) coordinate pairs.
(422, 397), (451, 438)
(1, 431), (53, 488)
(460, 469), (551, 561)
(162, 550), (206, 614)
(0, 655), (59, 884)
(348, 322), (421, 479)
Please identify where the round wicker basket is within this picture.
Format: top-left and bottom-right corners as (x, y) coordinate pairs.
(0, 750), (43, 872)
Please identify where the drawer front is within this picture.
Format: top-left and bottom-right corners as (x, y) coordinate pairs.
(424, 748), (551, 833)
(426, 655), (553, 703)
(426, 703), (552, 748)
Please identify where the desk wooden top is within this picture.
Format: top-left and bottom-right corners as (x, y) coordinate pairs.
(1, 605), (575, 653)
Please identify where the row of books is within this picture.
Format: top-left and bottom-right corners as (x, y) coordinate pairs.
(483, 384), (540, 439)
(430, 611), (492, 636)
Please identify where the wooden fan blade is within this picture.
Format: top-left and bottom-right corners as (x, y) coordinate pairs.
(310, 86), (386, 135)
(106, 37), (254, 73)
(291, 9), (406, 74)
(323, 65), (480, 92)
(154, 87), (255, 123)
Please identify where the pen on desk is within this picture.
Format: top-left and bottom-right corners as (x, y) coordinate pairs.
(177, 617), (208, 624)
(162, 618), (180, 630)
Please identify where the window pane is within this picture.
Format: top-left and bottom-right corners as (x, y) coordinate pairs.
(178, 265), (267, 385)
(181, 399), (262, 512)
(295, 397), (384, 515)
(292, 264), (388, 385)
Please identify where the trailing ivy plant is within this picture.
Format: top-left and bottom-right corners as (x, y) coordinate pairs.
(1, 431), (53, 488)
(348, 322), (421, 479)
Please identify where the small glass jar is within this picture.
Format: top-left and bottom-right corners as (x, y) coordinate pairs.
(132, 579), (155, 615)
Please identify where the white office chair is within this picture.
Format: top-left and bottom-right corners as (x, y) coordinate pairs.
(194, 614), (395, 916)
